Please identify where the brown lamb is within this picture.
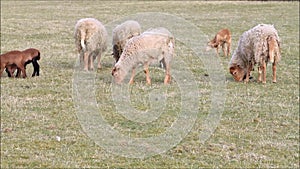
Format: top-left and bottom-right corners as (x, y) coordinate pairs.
(206, 29), (231, 57)
(1, 48), (40, 78)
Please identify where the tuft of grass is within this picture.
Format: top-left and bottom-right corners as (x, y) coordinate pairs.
(1, 1), (299, 168)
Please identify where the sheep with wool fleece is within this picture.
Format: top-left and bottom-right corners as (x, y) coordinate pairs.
(112, 27), (175, 85)
(74, 18), (108, 71)
(229, 24), (281, 83)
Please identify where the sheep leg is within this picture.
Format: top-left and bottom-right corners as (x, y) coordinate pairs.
(79, 52), (84, 66)
(227, 41), (231, 57)
(262, 61), (267, 84)
(244, 63), (251, 83)
(16, 63), (27, 78)
(222, 44), (226, 57)
(227, 40), (231, 56)
(83, 52), (89, 71)
(164, 63), (171, 84)
(129, 68), (136, 85)
(272, 62), (277, 83)
(32, 59), (40, 77)
(258, 66), (262, 83)
(15, 68), (21, 78)
(162, 55), (172, 84)
(89, 54), (95, 71)
(5, 66), (14, 77)
(97, 54), (101, 69)
(215, 46), (219, 57)
(144, 63), (151, 85)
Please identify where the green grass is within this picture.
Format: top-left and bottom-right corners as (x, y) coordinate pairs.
(1, 1), (299, 168)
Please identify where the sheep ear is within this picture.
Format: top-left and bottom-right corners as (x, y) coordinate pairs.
(112, 67), (117, 76)
(112, 67), (120, 76)
(276, 39), (281, 48)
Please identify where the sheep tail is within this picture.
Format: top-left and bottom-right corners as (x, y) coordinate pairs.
(268, 35), (278, 63)
(80, 30), (86, 51)
(167, 37), (175, 54)
(35, 51), (41, 60)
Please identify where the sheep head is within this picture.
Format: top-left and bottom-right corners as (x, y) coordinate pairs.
(229, 64), (246, 82)
(112, 64), (127, 84)
(206, 41), (219, 51)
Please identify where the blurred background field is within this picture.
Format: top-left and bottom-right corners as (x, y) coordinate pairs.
(0, 1), (299, 168)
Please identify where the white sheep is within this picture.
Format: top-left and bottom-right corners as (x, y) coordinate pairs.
(111, 27), (175, 85)
(74, 18), (108, 71)
(112, 20), (141, 62)
(229, 24), (281, 83)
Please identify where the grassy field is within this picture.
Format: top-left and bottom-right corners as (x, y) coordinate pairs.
(1, 1), (299, 168)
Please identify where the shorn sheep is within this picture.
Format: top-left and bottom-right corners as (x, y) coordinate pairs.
(229, 24), (281, 83)
(112, 20), (141, 62)
(112, 27), (175, 85)
(206, 29), (231, 57)
(0, 48), (41, 78)
(74, 18), (108, 71)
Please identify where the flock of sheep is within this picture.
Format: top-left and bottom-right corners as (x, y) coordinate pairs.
(74, 18), (281, 84)
(74, 18), (174, 85)
(1, 17), (281, 85)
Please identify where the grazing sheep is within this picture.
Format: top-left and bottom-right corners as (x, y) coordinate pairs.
(111, 27), (175, 85)
(6, 48), (41, 77)
(229, 24), (281, 83)
(112, 20), (141, 62)
(74, 18), (108, 71)
(206, 29), (231, 57)
(0, 48), (41, 78)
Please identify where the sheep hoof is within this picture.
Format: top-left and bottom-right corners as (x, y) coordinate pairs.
(243, 79), (249, 84)
(272, 80), (277, 83)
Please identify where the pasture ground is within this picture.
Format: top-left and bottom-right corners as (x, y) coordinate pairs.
(1, 1), (299, 168)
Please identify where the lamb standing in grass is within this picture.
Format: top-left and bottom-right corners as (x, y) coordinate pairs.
(112, 27), (175, 85)
(206, 29), (231, 57)
(229, 24), (281, 83)
(74, 18), (108, 71)
(112, 20), (141, 62)
(0, 48), (41, 78)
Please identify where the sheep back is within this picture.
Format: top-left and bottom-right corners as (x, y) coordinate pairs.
(112, 20), (141, 61)
(117, 27), (175, 71)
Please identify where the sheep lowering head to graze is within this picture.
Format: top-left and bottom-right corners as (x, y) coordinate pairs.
(112, 20), (141, 62)
(1, 48), (41, 78)
(206, 29), (231, 57)
(111, 27), (175, 85)
(74, 18), (108, 71)
(5, 48), (41, 77)
(229, 24), (281, 83)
